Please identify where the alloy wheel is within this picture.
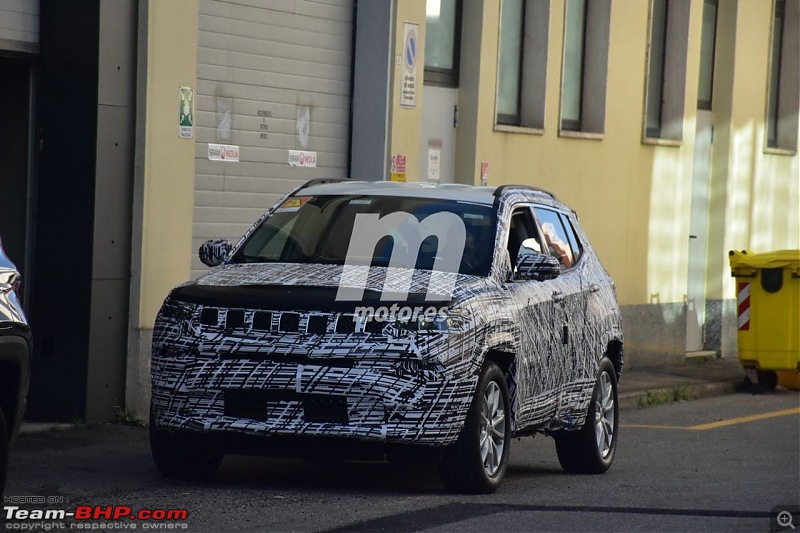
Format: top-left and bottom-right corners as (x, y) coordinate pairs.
(594, 371), (615, 458)
(479, 381), (506, 477)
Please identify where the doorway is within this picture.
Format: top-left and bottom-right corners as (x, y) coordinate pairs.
(0, 56), (35, 304)
(420, 86), (457, 184)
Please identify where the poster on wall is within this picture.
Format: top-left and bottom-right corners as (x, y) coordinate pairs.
(427, 139), (442, 183)
(178, 87), (194, 139)
(391, 154), (407, 182)
(400, 22), (419, 108)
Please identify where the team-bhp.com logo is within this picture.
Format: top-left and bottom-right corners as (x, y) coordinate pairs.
(335, 211), (467, 324)
(4, 505), (189, 530)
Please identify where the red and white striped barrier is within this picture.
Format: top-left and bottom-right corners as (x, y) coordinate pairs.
(737, 282), (751, 331)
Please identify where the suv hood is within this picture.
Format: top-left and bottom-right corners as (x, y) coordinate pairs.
(170, 262), (494, 312)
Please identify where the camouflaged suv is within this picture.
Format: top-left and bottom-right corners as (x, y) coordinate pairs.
(150, 179), (623, 493)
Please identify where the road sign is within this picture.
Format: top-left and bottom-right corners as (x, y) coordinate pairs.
(401, 23), (418, 108)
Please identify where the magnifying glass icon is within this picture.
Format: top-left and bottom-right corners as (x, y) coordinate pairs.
(778, 511), (796, 530)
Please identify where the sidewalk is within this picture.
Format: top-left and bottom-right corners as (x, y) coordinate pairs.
(618, 357), (745, 410)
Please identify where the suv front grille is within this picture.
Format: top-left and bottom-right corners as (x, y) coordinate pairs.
(224, 389), (349, 424)
(306, 315), (329, 334)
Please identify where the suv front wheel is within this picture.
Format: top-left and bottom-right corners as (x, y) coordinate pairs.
(555, 357), (619, 474)
(149, 410), (223, 480)
(439, 361), (510, 493)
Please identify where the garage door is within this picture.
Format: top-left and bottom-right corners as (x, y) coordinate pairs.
(192, 0), (354, 277)
(0, 0), (39, 54)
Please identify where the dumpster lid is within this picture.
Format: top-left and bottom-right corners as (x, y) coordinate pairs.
(729, 249), (800, 269)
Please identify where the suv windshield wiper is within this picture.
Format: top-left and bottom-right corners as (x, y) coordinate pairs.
(232, 255), (279, 264)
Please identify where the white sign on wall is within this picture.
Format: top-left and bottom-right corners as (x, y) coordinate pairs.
(401, 22), (419, 108)
(208, 144), (240, 162)
(289, 150), (318, 168)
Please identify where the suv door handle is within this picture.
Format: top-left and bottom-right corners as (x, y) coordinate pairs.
(552, 291), (565, 303)
(589, 284), (600, 293)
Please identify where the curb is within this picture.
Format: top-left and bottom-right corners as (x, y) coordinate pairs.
(619, 379), (742, 410)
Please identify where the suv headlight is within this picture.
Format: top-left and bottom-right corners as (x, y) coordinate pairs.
(0, 270), (20, 294)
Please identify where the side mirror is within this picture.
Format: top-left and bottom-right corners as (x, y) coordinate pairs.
(514, 251), (560, 282)
(199, 239), (233, 267)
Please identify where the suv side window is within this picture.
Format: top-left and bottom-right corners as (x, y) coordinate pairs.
(533, 207), (577, 269)
(559, 214), (583, 263)
(507, 208), (539, 269)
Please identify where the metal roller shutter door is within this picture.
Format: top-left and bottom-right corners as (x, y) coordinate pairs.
(193, 0), (354, 277)
(0, 0), (39, 53)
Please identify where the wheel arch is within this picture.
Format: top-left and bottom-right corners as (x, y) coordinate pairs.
(483, 348), (518, 429)
(604, 339), (624, 380)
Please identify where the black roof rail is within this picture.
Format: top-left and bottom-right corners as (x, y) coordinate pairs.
(293, 178), (348, 194)
(493, 184), (558, 200)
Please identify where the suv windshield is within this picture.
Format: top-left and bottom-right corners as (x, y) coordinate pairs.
(230, 195), (497, 277)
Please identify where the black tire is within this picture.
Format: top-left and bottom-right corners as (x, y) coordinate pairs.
(0, 409), (8, 500)
(763, 370), (778, 391)
(744, 370), (778, 394)
(149, 411), (223, 480)
(439, 361), (511, 494)
(555, 357), (619, 474)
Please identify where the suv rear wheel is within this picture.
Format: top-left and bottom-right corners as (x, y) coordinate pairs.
(555, 357), (618, 474)
(439, 361), (510, 493)
(149, 410), (223, 480)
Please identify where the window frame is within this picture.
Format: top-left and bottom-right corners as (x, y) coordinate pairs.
(644, 0), (670, 139)
(424, 0), (463, 88)
(558, 0), (612, 138)
(495, 0), (526, 125)
(763, 0), (799, 154)
(559, 0), (588, 133)
(494, 0), (551, 132)
(766, 0), (786, 149)
(697, 0), (718, 111)
(532, 206), (582, 271)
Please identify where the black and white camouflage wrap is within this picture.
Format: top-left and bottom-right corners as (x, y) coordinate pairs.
(198, 239), (233, 267)
(151, 185), (623, 447)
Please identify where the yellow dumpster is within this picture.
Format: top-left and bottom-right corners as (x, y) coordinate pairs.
(728, 250), (800, 392)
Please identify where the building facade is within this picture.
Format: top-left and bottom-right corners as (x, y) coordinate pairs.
(0, 0), (797, 421)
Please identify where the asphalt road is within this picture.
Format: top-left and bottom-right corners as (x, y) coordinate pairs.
(5, 390), (799, 532)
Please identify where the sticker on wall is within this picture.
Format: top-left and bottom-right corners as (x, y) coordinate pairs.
(427, 139), (442, 183)
(401, 22), (419, 108)
(297, 106), (311, 148)
(178, 87), (194, 139)
(481, 161), (489, 186)
(258, 109), (272, 141)
(289, 150), (317, 168)
(208, 144), (240, 162)
(391, 154), (407, 182)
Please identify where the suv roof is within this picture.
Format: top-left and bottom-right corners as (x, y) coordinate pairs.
(295, 179), (558, 206)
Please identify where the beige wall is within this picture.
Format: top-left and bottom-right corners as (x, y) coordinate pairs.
(135, 0), (199, 328)
(389, 0), (427, 182)
(385, 0), (799, 364)
(127, 0), (199, 416)
(466, 0), (701, 307)
(707, 0), (800, 302)
(393, 0), (799, 308)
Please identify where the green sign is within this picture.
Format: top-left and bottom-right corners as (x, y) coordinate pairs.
(179, 87), (194, 139)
